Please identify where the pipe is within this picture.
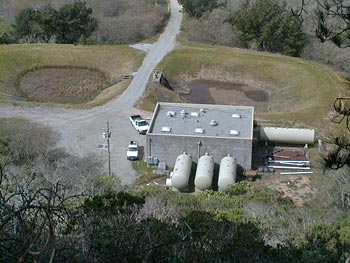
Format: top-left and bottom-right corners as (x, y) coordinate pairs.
(268, 166), (311, 170)
(280, 171), (314, 175)
(148, 138), (152, 157)
(268, 160), (310, 163)
(197, 140), (201, 160)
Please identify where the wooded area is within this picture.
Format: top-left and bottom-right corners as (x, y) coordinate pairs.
(0, 118), (349, 262)
(179, 0), (350, 71)
(0, 0), (169, 44)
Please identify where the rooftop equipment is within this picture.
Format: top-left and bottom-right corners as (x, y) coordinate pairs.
(230, 130), (240, 136)
(232, 114), (241, 118)
(218, 155), (237, 191)
(161, 127), (172, 132)
(194, 153), (214, 191)
(171, 153), (192, 191)
(167, 111), (176, 117)
(259, 127), (316, 145)
(210, 120), (218, 126)
(195, 128), (205, 134)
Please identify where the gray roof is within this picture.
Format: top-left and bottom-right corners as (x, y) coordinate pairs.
(148, 103), (254, 139)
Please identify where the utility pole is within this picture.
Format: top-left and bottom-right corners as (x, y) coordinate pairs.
(103, 122), (111, 176)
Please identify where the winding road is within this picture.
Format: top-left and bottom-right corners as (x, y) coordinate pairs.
(0, 0), (183, 184)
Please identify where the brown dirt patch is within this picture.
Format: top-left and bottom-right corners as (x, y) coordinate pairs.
(19, 67), (110, 104)
(180, 79), (269, 112)
(251, 145), (318, 206)
(267, 174), (316, 206)
(174, 68), (278, 112)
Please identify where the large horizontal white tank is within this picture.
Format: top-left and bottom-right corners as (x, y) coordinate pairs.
(259, 126), (316, 145)
(195, 153), (214, 191)
(218, 155), (237, 191)
(171, 153), (192, 191)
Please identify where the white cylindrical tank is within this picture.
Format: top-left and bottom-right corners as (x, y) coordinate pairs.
(259, 127), (315, 145)
(218, 155), (237, 191)
(194, 153), (214, 191)
(171, 153), (192, 191)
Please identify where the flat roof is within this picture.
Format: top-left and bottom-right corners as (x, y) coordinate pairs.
(148, 103), (254, 139)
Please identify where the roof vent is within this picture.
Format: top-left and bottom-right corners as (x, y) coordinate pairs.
(200, 108), (206, 113)
(195, 128), (205, 134)
(232, 114), (241, 119)
(191, 112), (199, 117)
(167, 111), (176, 117)
(181, 109), (187, 115)
(162, 127), (172, 132)
(230, 130), (240, 136)
(210, 120), (218, 126)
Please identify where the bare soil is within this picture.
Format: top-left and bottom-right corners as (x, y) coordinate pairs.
(257, 173), (316, 206)
(251, 145), (318, 206)
(181, 79), (269, 112)
(19, 68), (109, 104)
(175, 68), (277, 112)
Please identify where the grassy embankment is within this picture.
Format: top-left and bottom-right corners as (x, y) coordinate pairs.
(0, 44), (144, 107)
(141, 42), (348, 133)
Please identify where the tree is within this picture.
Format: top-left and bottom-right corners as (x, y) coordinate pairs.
(0, 119), (110, 262)
(12, 2), (97, 44)
(39, 6), (58, 43)
(295, 222), (350, 263)
(13, 8), (42, 42)
(294, 0), (350, 48)
(261, 12), (306, 56)
(0, 32), (16, 44)
(179, 0), (221, 18)
(233, 0), (306, 56)
(55, 2), (97, 44)
(0, 170), (79, 263)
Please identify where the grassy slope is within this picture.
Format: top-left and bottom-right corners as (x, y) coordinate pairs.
(157, 42), (348, 130)
(0, 44), (144, 96)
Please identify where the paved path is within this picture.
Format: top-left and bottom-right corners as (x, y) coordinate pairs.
(0, 0), (183, 185)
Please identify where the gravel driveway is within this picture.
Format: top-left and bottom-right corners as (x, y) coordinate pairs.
(0, 0), (182, 185)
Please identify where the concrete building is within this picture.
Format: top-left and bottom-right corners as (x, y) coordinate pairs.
(146, 102), (254, 170)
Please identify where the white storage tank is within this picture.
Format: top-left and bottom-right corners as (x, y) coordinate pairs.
(171, 153), (192, 191)
(194, 153), (214, 191)
(259, 127), (315, 145)
(218, 155), (237, 191)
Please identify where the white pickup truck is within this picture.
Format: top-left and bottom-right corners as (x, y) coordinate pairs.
(126, 141), (139, 160)
(129, 115), (149, 134)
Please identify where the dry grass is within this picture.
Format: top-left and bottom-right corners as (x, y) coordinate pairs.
(151, 43), (348, 132)
(0, 44), (144, 100)
(18, 67), (109, 104)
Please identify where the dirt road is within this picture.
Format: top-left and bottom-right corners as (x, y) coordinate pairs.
(0, 0), (183, 185)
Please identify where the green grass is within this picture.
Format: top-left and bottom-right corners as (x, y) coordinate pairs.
(0, 44), (145, 97)
(138, 82), (181, 112)
(153, 42), (348, 131)
(132, 160), (166, 184)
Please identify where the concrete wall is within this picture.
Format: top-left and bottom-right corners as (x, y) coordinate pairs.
(146, 134), (252, 170)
